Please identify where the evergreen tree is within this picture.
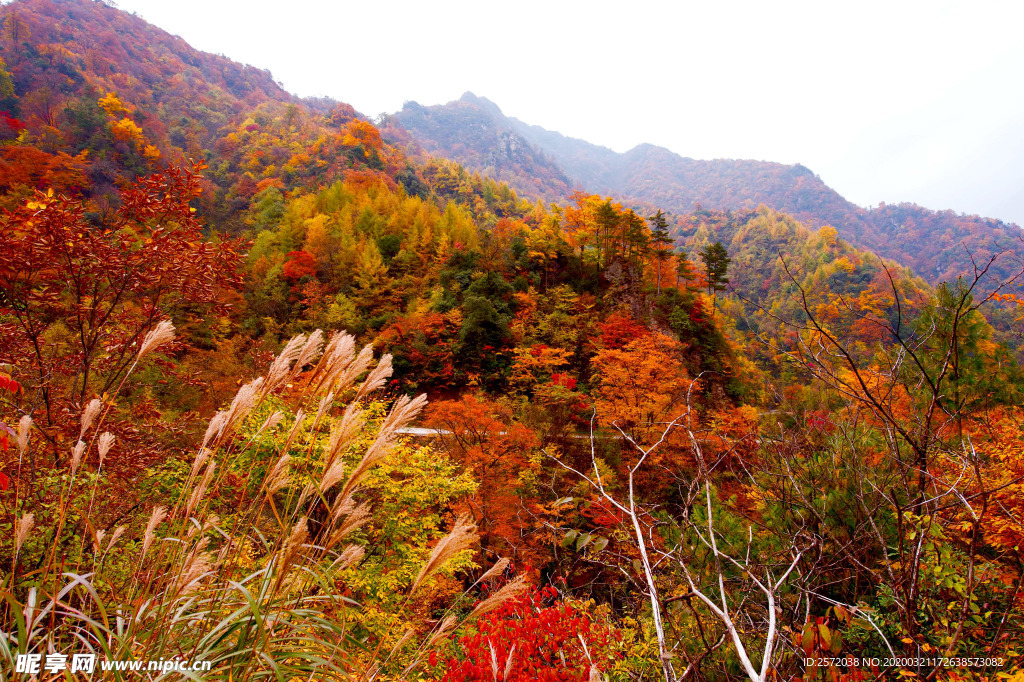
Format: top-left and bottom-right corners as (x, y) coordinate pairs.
(675, 249), (694, 289)
(699, 241), (731, 296)
(647, 210), (673, 295)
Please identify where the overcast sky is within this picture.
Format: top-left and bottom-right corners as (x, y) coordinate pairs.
(112, 0), (1024, 226)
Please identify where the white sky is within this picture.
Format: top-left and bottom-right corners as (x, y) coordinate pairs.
(111, 0), (1024, 226)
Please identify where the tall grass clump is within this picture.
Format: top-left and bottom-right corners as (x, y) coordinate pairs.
(0, 327), (520, 680)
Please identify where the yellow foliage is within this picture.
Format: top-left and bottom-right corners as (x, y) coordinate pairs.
(98, 91), (129, 117)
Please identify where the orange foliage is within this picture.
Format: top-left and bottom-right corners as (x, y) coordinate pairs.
(341, 119), (382, 151)
(591, 333), (690, 443)
(425, 394), (541, 560)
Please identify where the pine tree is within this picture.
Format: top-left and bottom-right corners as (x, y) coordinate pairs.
(675, 249), (694, 290)
(699, 241), (731, 297)
(647, 210), (673, 295)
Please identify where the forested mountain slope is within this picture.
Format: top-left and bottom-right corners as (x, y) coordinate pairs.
(393, 93), (1024, 289)
(3, 1), (1024, 679)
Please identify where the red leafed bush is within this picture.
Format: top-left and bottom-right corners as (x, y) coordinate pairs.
(438, 585), (618, 682)
(550, 372), (577, 390)
(281, 249), (318, 281)
(597, 313), (649, 350)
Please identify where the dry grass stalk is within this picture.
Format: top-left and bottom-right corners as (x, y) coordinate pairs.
(189, 447), (211, 481)
(296, 482), (316, 509)
(468, 574), (529, 621)
(307, 331), (355, 389)
(279, 409), (305, 457)
(479, 557), (510, 583)
(412, 513), (477, 593)
(504, 645), (517, 680)
(589, 666), (606, 682)
(328, 501), (371, 548)
(325, 404), (364, 468)
(106, 525), (126, 552)
(424, 615), (457, 651)
(257, 410), (285, 436)
(186, 462), (216, 519)
(79, 398), (102, 439)
(337, 544), (365, 570)
(275, 517), (309, 590)
(137, 319), (175, 361)
(142, 505), (167, 558)
(313, 391), (335, 427)
(267, 455), (292, 494)
(175, 537), (214, 595)
(355, 354), (393, 400)
(319, 457), (346, 494)
(339, 394), (427, 500)
(223, 377), (264, 436)
(92, 529), (106, 555)
(263, 333), (307, 396)
(97, 432), (115, 469)
(70, 440), (86, 474)
(293, 329), (325, 379)
(15, 512), (35, 553)
(201, 411), (229, 452)
(322, 342), (374, 396)
(17, 415), (31, 457)
(388, 627), (416, 662)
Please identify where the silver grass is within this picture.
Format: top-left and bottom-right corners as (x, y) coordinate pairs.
(264, 334), (307, 396)
(17, 415), (31, 457)
(106, 525), (126, 552)
(292, 329), (324, 378)
(355, 354), (393, 399)
(79, 398), (102, 439)
(266, 455), (292, 494)
(338, 544), (364, 569)
(97, 432), (115, 469)
(14, 513), (34, 553)
(186, 462), (216, 518)
(257, 410), (285, 436)
(325, 343), (374, 395)
(92, 529), (106, 555)
(412, 513), (477, 593)
(479, 557), (511, 583)
(137, 320), (175, 361)
(224, 377), (264, 435)
(201, 411), (229, 451)
(279, 410), (305, 456)
(275, 517), (309, 590)
(70, 440), (86, 474)
(339, 394), (427, 500)
(469, 574), (529, 620)
(189, 446), (211, 480)
(319, 457), (346, 494)
(142, 505), (167, 558)
(313, 391), (335, 427)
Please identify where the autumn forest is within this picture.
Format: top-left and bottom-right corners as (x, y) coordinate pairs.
(2, 1), (1024, 681)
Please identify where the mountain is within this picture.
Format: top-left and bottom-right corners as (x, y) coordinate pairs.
(0, 0), (418, 232)
(392, 93), (1024, 288)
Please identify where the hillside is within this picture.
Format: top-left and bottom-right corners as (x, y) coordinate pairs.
(392, 93), (1024, 289)
(0, 0), (416, 231)
(3, 1), (1024, 679)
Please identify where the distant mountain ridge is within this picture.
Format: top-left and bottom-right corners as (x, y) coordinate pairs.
(392, 93), (1024, 287)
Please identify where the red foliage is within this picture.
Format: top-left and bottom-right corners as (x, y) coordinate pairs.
(581, 498), (625, 528)
(549, 372), (577, 390)
(438, 585), (618, 682)
(597, 313), (649, 350)
(0, 162), (243, 467)
(281, 250), (318, 281)
(1, 111), (26, 135)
